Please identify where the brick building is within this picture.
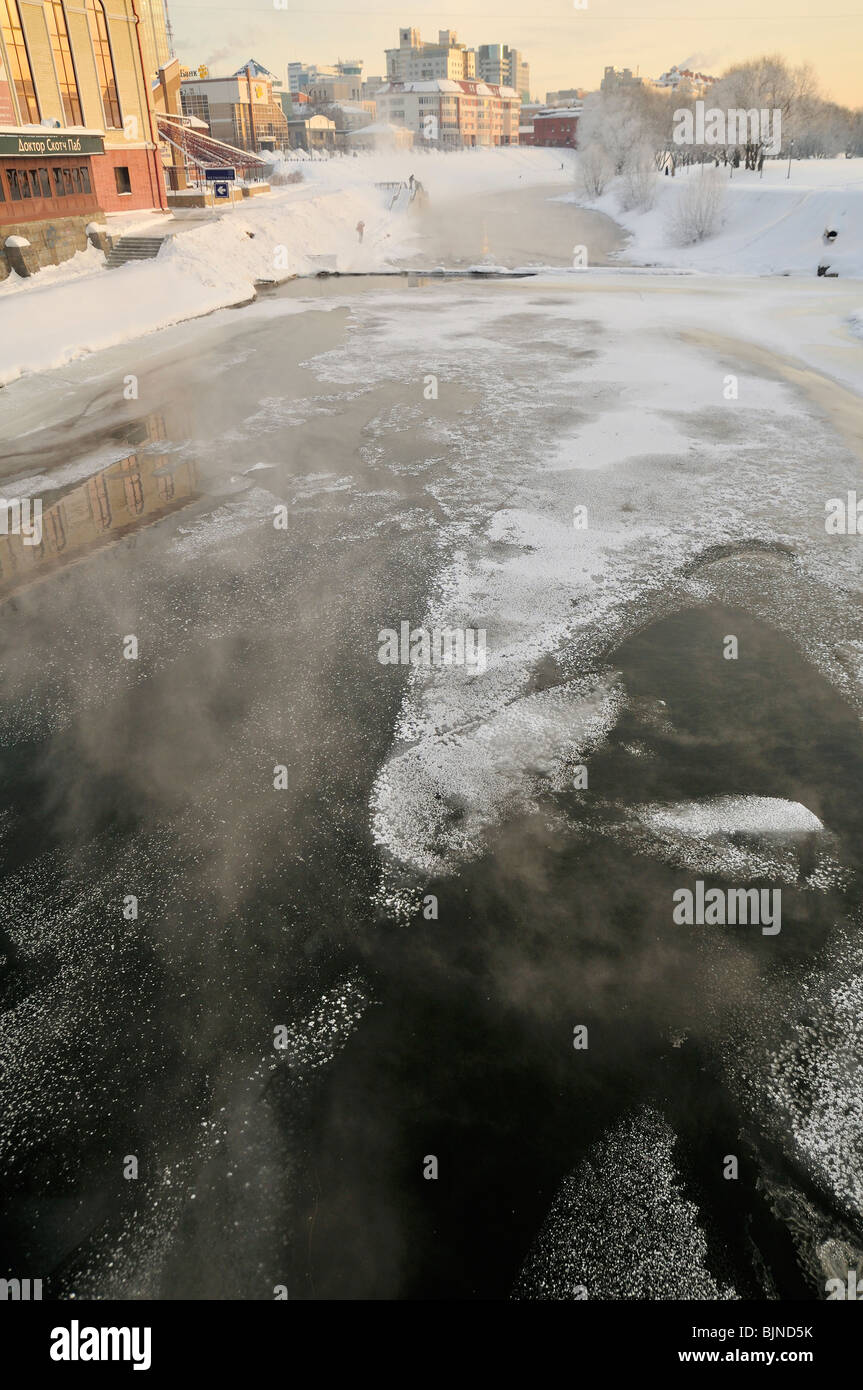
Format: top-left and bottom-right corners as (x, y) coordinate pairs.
(0, 0), (169, 277)
(521, 107), (580, 148)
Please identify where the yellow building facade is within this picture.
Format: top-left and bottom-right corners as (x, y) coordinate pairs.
(1, 0), (171, 269)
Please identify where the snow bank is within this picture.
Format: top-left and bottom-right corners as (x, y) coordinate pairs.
(577, 156), (863, 277)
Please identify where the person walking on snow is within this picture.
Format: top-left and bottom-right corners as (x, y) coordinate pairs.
(356, 220), (365, 244)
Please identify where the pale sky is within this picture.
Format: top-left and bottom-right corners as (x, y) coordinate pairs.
(166, 0), (863, 107)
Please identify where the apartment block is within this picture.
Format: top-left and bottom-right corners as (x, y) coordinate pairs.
(476, 44), (529, 103)
(376, 77), (519, 148)
(386, 29), (476, 83)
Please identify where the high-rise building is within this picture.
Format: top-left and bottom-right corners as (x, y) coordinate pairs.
(476, 44), (529, 102)
(386, 29), (475, 83)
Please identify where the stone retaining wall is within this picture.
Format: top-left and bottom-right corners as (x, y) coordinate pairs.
(1, 213), (108, 279)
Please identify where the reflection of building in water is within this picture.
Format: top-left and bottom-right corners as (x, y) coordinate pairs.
(0, 415), (197, 602)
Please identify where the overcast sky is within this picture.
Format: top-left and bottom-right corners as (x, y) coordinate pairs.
(166, 0), (863, 106)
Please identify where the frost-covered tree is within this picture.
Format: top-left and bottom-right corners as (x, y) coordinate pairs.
(710, 55), (818, 166)
(619, 141), (658, 212)
(577, 88), (672, 208)
(668, 165), (726, 244)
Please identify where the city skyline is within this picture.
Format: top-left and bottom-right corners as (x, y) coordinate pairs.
(168, 0), (863, 106)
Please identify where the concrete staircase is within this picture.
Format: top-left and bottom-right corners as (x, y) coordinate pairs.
(105, 235), (166, 269)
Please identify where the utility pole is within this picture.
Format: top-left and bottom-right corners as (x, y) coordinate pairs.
(162, 0), (175, 55)
(247, 63), (257, 153)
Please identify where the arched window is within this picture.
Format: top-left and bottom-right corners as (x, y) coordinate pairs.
(86, 0), (121, 129)
(45, 1), (82, 126)
(1, 0), (39, 123)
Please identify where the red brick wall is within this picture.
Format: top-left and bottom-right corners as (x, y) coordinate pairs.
(533, 116), (579, 147)
(0, 158), (101, 228)
(90, 147), (166, 214)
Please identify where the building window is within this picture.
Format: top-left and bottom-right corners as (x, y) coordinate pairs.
(52, 166), (65, 196)
(45, 1), (83, 126)
(38, 167), (51, 197)
(79, 164), (91, 193)
(114, 164), (131, 194)
(1, 0), (39, 123)
(86, 0), (121, 129)
(8, 167), (30, 197)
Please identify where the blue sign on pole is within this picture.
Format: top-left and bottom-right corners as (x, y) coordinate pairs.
(212, 181), (231, 200)
(205, 168), (236, 181)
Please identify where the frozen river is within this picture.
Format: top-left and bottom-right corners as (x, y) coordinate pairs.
(1, 256), (862, 1298)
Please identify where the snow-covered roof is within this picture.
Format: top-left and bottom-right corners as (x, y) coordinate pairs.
(378, 79), (460, 94)
(378, 79), (520, 99)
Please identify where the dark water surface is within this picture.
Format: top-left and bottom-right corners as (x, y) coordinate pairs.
(0, 277), (860, 1300)
(291, 604), (863, 1298)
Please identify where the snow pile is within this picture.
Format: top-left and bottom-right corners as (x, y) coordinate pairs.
(576, 156), (863, 277)
(0, 240), (105, 296)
